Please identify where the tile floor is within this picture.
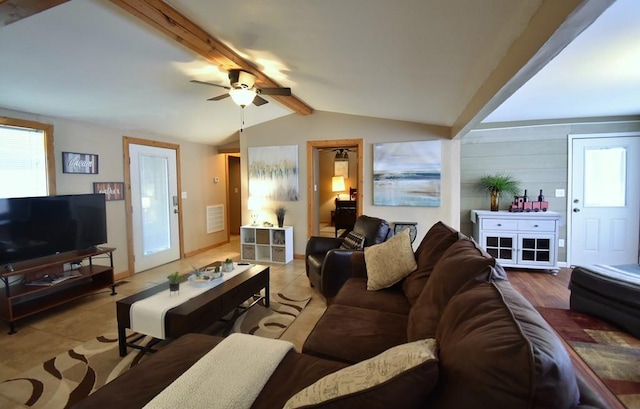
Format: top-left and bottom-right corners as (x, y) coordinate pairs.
(0, 236), (326, 392)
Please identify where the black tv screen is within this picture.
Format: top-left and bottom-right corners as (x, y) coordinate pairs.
(0, 194), (107, 265)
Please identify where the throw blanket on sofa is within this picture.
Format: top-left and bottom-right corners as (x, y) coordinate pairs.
(143, 333), (293, 409)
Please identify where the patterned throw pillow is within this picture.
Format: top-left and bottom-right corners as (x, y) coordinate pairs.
(339, 231), (366, 250)
(283, 339), (439, 409)
(365, 229), (417, 291)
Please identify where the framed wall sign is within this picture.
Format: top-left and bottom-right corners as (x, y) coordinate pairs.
(62, 152), (99, 174)
(93, 182), (125, 201)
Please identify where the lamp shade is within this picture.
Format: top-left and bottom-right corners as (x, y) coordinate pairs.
(229, 87), (257, 107)
(332, 176), (346, 193)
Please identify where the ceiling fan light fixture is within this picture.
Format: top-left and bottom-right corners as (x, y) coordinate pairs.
(229, 87), (256, 107)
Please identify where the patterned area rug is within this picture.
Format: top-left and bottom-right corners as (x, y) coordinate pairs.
(0, 292), (310, 409)
(538, 307), (640, 409)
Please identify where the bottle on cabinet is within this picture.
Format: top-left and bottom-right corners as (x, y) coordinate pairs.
(538, 190), (544, 202)
(523, 189), (528, 202)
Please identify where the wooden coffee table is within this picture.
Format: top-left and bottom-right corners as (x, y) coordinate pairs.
(116, 264), (269, 356)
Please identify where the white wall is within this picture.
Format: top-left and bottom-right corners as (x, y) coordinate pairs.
(1, 107), (228, 275)
(240, 111), (461, 255)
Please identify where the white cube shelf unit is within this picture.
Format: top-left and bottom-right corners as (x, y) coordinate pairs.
(241, 225), (293, 264)
(470, 210), (562, 273)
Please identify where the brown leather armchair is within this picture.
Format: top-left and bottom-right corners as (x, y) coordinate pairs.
(306, 215), (390, 299)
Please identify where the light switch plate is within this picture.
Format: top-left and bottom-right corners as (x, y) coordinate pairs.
(181, 191), (187, 199)
(555, 189), (565, 197)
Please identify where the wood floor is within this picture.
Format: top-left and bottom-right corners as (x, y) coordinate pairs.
(508, 268), (625, 409)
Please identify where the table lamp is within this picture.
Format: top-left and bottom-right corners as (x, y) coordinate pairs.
(247, 196), (261, 226)
(332, 176), (346, 201)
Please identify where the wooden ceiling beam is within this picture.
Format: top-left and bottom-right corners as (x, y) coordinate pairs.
(0, 0), (70, 26)
(108, 0), (313, 115)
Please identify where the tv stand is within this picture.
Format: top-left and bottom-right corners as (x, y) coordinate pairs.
(0, 247), (116, 334)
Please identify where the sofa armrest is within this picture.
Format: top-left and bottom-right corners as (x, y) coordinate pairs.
(320, 249), (361, 298)
(349, 251), (368, 279)
(305, 236), (344, 255)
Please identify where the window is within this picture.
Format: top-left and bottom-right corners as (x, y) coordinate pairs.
(0, 117), (55, 198)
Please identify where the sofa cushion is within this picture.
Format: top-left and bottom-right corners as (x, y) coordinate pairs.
(407, 237), (506, 341)
(433, 281), (580, 409)
(284, 339), (438, 409)
(303, 304), (408, 364)
(402, 221), (463, 305)
(365, 229), (417, 291)
(332, 278), (411, 316)
(251, 350), (349, 409)
(339, 231), (365, 250)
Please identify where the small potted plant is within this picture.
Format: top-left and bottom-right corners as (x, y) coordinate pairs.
(476, 173), (521, 211)
(211, 265), (222, 279)
(275, 205), (287, 228)
(222, 258), (234, 272)
(167, 271), (181, 293)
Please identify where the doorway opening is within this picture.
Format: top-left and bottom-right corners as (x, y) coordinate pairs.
(226, 154), (242, 236)
(306, 139), (364, 238)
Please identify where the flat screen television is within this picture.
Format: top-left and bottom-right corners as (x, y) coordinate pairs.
(0, 193), (108, 266)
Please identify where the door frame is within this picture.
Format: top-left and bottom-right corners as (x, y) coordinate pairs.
(123, 136), (184, 276)
(566, 131), (640, 266)
(306, 139), (364, 238)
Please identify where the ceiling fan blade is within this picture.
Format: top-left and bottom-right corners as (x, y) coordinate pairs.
(252, 95), (269, 106)
(191, 80), (230, 90)
(258, 87), (291, 96)
(207, 93), (230, 101)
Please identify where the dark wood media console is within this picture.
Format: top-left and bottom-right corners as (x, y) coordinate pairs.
(0, 247), (116, 334)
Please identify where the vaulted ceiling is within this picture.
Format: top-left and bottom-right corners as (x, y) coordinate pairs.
(1, 0), (634, 146)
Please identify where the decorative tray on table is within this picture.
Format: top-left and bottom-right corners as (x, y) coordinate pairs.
(188, 267), (222, 287)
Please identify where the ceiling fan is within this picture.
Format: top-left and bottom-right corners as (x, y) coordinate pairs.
(190, 69), (291, 107)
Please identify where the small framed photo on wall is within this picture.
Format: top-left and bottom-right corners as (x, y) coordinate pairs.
(62, 152), (99, 174)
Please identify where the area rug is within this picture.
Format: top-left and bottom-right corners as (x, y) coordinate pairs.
(538, 307), (640, 409)
(0, 292), (310, 409)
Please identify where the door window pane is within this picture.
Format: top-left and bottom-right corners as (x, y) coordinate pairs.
(584, 147), (626, 207)
(140, 155), (171, 255)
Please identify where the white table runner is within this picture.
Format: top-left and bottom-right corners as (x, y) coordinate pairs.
(130, 263), (253, 339)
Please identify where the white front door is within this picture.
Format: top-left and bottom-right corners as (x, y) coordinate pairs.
(129, 143), (180, 272)
(569, 134), (640, 266)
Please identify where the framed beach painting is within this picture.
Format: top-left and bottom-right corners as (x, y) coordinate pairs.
(248, 145), (299, 201)
(373, 140), (441, 207)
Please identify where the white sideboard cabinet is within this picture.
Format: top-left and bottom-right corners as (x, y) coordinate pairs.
(240, 225), (293, 264)
(470, 210), (562, 273)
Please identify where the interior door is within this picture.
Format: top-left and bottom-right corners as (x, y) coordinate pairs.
(570, 135), (640, 266)
(129, 143), (180, 272)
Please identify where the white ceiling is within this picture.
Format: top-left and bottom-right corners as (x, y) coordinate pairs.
(0, 0), (637, 145)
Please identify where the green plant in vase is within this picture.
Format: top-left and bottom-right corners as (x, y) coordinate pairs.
(167, 271), (181, 293)
(275, 205), (287, 228)
(476, 173), (520, 211)
(222, 258), (234, 272)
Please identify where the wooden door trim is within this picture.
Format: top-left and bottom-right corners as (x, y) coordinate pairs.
(306, 139), (363, 238)
(123, 136), (183, 276)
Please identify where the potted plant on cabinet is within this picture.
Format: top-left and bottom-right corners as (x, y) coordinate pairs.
(476, 173), (521, 211)
(275, 205), (287, 228)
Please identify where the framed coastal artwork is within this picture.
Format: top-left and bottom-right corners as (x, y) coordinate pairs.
(248, 145), (299, 201)
(373, 140), (441, 207)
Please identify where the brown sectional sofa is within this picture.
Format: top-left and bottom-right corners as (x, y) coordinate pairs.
(75, 221), (606, 409)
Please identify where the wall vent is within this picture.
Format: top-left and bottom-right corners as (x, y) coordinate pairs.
(206, 204), (224, 233)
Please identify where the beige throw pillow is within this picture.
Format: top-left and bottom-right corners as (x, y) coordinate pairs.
(365, 229), (417, 291)
(283, 339), (438, 409)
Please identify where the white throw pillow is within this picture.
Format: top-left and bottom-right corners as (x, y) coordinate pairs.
(283, 338), (438, 409)
(365, 229), (417, 291)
